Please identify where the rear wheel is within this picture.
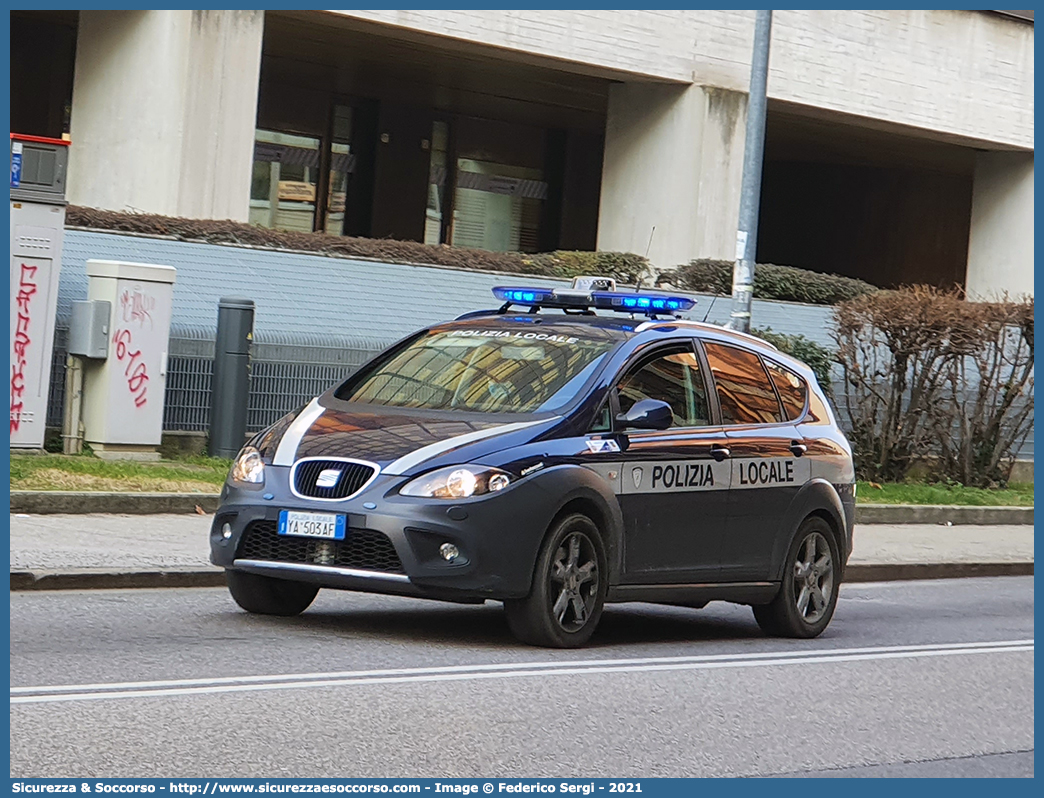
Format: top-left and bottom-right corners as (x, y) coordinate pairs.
(504, 514), (606, 648)
(226, 570), (319, 616)
(753, 517), (840, 638)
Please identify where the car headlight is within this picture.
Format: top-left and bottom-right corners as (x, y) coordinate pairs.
(399, 465), (512, 499)
(230, 445), (265, 485)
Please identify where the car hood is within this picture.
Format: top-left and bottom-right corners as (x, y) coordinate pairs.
(256, 399), (564, 476)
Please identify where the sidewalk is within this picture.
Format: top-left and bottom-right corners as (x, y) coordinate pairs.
(8, 513), (1035, 590)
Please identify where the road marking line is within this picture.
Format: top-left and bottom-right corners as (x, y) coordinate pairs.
(11, 638), (1031, 694)
(11, 640), (1033, 705)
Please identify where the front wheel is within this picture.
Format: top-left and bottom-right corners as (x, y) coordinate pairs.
(226, 570), (319, 616)
(504, 514), (607, 648)
(753, 517), (840, 638)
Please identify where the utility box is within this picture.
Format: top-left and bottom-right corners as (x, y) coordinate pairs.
(68, 300), (112, 359)
(10, 133), (70, 449)
(81, 260), (176, 459)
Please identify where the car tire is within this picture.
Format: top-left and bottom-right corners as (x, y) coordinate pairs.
(753, 516), (840, 639)
(504, 513), (607, 648)
(226, 570), (320, 617)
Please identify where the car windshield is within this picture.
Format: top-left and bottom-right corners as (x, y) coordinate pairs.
(334, 328), (617, 414)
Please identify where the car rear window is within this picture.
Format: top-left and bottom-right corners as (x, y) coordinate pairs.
(703, 342), (782, 425)
(765, 360), (808, 421)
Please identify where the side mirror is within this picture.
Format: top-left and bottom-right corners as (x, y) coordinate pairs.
(616, 398), (673, 431)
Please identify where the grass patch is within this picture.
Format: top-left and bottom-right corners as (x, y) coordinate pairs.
(9, 454), (1034, 505)
(857, 481), (1034, 507)
(10, 454), (230, 493)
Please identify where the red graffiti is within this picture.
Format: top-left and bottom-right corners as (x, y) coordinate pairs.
(120, 288), (155, 328)
(10, 263), (38, 433)
(113, 328), (149, 407)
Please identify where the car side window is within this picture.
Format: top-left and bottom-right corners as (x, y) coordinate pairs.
(703, 342), (782, 425)
(588, 402), (612, 433)
(616, 347), (710, 428)
(765, 360), (808, 421)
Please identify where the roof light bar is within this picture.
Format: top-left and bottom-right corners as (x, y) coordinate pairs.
(492, 287), (556, 305)
(591, 291), (695, 313)
(492, 286), (695, 316)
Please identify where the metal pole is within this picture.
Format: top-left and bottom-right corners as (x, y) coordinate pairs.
(729, 9), (773, 333)
(208, 297), (255, 458)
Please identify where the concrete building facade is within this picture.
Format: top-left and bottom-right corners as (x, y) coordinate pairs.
(10, 9), (1034, 295)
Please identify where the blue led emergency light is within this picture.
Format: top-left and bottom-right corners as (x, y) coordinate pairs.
(492, 286), (695, 317)
(492, 287), (557, 305)
(591, 291), (694, 313)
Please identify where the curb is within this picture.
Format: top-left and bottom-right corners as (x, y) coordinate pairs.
(855, 504), (1033, 525)
(844, 562), (1033, 582)
(9, 492), (1035, 525)
(10, 562), (1033, 591)
(10, 492), (221, 515)
(10, 568), (226, 591)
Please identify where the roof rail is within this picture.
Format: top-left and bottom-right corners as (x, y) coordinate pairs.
(634, 318), (779, 350)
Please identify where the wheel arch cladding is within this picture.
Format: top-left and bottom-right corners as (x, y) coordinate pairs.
(525, 465), (625, 588)
(771, 479), (848, 581)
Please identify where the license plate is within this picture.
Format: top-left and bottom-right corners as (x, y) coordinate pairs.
(278, 510), (346, 540)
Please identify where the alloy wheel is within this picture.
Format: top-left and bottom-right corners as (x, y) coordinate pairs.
(549, 531), (599, 632)
(792, 531), (834, 624)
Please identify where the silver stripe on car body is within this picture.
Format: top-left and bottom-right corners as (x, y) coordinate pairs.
(382, 417), (556, 475)
(233, 559), (411, 583)
(272, 398), (326, 466)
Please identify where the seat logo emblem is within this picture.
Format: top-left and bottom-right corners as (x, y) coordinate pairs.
(631, 467), (643, 489)
(316, 468), (341, 488)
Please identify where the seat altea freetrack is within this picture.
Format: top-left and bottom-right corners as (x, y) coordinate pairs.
(211, 280), (856, 648)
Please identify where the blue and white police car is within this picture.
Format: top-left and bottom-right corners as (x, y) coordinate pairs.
(211, 279), (855, 647)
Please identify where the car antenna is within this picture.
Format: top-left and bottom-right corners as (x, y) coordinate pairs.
(635, 225), (656, 292)
(701, 292), (719, 324)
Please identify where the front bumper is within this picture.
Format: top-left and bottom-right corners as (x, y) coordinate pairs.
(210, 466), (556, 602)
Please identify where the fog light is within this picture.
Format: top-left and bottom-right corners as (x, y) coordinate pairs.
(221, 523), (233, 540)
(439, 543), (460, 562)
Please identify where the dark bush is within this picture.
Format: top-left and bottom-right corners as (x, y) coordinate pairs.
(660, 258), (878, 306)
(833, 286), (1033, 486)
(66, 206), (649, 284)
(525, 250), (650, 285)
(752, 328), (834, 395)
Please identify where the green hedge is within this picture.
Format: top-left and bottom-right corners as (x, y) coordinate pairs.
(522, 251), (649, 284)
(752, 328), (835, 394)
(66, 206), (649, 284)
(661, 258), (878, 306)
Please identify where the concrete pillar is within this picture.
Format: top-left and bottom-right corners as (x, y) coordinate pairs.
(597, 83), (746, 270)
(67, 10), (263, 221)
(965, 151), (1034, 300)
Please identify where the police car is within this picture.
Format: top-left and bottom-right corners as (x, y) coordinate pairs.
(211, 278), (855, 648)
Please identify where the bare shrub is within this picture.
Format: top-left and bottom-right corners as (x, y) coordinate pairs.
(833, 287), (1033, 486)
(940, 298), (1034, 486)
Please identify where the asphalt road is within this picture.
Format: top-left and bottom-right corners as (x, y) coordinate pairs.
(10, 577), (1034, 778)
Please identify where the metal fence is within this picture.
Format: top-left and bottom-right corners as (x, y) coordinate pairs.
(46, 326), (386, 434)
(45, 326), (1033, 460)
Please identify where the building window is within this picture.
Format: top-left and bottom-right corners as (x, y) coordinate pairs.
(424, 120), (449, 246)
(249, 130), (321, 232)
(324, 105), (354, 235)
(451, 160), (547, 253)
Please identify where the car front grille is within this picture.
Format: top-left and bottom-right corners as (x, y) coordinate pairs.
(292, 459), (377, 500)
(237, 520), (404, 574)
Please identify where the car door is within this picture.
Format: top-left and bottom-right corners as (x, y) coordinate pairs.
(702, 341), (811, 582)
(603, 342), (732, 584)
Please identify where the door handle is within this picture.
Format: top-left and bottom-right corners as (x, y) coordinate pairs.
(710, 445), (731, 462)
(790, 441), (808, 457)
